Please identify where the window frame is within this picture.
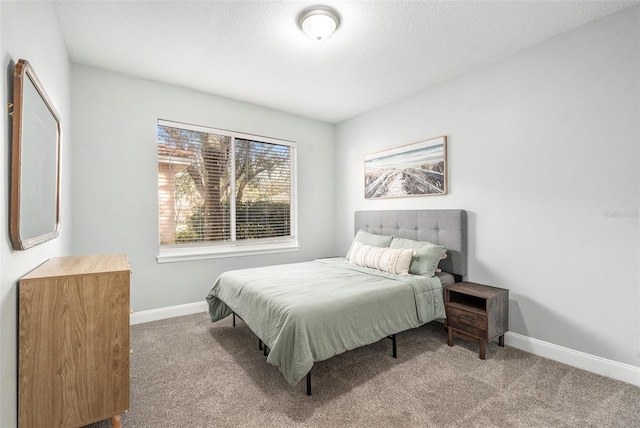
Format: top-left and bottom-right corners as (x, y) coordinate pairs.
(156, 119), (299, 264)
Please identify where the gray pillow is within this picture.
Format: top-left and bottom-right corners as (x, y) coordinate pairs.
(346, 230), (393, 258)
(389, 237), (447, 277)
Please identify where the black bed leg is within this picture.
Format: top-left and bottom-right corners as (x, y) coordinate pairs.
(392, 334), (397, 358)
(306, 371), (312, 396)
(258, 339), (263, 351)
(232, 312), (236, 327)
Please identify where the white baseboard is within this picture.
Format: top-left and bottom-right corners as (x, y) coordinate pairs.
(505, 331), (640, 387)
(129, 303), (640, 387)
(130, 301), (208, 325)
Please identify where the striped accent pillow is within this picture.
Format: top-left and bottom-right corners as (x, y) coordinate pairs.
(348, 242), (415, 276)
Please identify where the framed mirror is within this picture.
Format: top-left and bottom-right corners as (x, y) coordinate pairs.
(10, 59), (61, 250)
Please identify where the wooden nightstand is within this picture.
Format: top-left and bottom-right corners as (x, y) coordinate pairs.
(445, 282), (509, 359)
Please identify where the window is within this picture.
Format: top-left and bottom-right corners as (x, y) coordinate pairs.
(157, 120), (297, 263)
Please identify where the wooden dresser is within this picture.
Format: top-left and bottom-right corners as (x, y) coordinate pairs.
(18, 254), (131, 428)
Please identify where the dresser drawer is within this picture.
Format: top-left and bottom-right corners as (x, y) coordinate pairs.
(446, 306), (488, 338)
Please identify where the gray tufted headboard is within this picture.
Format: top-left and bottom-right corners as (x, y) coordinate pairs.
(354, 210), (467, 279)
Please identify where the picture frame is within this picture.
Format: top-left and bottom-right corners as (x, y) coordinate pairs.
(364, 135), (447, 199)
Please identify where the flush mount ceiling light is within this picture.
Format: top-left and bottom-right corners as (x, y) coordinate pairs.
(298, 6), (340, 41)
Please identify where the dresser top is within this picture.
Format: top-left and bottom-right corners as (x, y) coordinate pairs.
(21, 254), (130, 280)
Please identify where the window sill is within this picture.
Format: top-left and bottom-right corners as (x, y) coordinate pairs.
(157, 242), (300, 264)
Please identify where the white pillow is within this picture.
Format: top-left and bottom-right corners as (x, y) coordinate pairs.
(348, 242), (415, 276)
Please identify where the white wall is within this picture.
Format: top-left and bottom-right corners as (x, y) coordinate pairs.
(70, 65), (336, 312)
(335, 7), (639, 369)
(0, 2), (72, 426)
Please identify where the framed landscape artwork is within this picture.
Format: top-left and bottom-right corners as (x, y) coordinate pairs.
(364, 136), (447, 199)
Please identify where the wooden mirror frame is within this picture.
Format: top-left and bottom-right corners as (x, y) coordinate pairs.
(10, 59), (61, 250)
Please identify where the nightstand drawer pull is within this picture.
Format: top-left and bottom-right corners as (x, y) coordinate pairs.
(453, 314), (476, 323)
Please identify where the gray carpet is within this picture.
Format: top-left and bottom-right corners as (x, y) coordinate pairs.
(86, 312), (639, 427)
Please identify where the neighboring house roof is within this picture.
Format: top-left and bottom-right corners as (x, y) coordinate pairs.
(158, 144), (193, 165)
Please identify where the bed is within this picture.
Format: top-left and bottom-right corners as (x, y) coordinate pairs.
(206, 209), (467, 394)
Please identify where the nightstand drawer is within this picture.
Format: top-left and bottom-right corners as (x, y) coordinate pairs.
(446, 306), (487, 331)
(448, 319), (487, 339)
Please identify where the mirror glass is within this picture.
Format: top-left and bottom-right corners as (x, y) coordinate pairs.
(10, 59), (61, 250)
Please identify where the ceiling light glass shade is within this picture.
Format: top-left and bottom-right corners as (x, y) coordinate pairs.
(298, 6), (340, 41)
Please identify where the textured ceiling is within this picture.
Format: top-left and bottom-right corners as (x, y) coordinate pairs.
(54, 1), (638, 123)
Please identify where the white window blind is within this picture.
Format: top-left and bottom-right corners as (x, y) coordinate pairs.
(157, 120), (297, 262)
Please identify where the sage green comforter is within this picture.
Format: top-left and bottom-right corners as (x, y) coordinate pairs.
(206, 257), (445, 386)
